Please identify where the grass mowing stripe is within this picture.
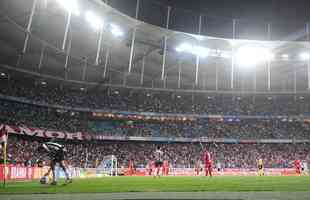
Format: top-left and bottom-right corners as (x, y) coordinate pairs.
(1, 176), (310, 194)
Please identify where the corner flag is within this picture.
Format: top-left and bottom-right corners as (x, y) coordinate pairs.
(0, 125), (8, 187)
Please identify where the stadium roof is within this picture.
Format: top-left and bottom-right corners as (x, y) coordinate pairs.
(1, 0), (310, 94)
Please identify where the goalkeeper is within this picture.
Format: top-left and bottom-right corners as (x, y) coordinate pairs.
(37, 141), (72, 185)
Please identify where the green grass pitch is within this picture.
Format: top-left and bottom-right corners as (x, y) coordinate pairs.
(1, 176), (310, 194)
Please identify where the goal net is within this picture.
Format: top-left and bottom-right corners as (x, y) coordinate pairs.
(97, 155), (118, 176)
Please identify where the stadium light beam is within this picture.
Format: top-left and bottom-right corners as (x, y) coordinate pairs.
(300, 52), (310, 61)
(110, 24), (124, 37)
(85, 11), (104, 31)
(176, 43), (209, 58)
(236, 46), (273, 67)
(56, 0), (80, 15)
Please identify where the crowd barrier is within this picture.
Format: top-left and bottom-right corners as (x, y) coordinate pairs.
(0, 165), (298, 181)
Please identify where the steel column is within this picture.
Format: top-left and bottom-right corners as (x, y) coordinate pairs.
(23, 0), (37, 54)
(178, 61), (182, 88)
(95, 28), (104, 65)
(267, 23), (271, 91)
(103, 48), (110, 78)
(231, 19), (236, 89)
(140, 56), (145, 85)
(64, 34), (72, 80)
(161, 6), (171, 80)
(62, 11), (72, 51)
(38, 45), (45, 71)
(128, 0), (140, 73)
(195, 15), (202, 85)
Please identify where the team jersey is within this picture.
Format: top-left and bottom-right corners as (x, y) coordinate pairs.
(154, 150), (163, 162)
(204, 151), (211, 164)
(42, 142), (66, 158)
(295, 160), (301, 168)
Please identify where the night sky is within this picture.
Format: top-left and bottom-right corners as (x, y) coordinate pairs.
(108, 0), (310, 40)
(153, 0), (310, 22)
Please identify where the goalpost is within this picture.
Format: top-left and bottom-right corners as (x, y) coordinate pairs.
(97, 155), (118, 176)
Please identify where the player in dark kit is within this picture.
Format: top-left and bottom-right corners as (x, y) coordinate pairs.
(37, 141), (72, 185)
(153, 146), (164, 178)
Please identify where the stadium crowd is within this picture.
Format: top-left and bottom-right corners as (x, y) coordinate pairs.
(1, 78), (310, 170)
(1, 99), (310, 139)
(1, 78), (310, 115)
(2, 135), (310, 169)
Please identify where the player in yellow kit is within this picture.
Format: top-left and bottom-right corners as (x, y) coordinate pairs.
(258, 158), (264, 176)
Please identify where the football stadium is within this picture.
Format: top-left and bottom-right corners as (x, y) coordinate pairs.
(1, 0), (310, 199)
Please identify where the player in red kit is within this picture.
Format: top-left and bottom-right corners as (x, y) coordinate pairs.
(128, 159), (135, 176)
(163, 160), (169, 176)
(294, 159), (302, 175)
(203, 148), (212, 177)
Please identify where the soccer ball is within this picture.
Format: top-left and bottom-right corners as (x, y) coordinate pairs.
(40, 176), (48, 184)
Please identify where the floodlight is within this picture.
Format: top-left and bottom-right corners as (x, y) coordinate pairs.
(266, 52), (275, 61)
(236, 46), (273, 67)
(176, 43), (209, 58)
(110, 24), (124, 37)
(281, 54), (289, 59)
(221, 51), (232, 59)
(300, 52), (310, 60)
(41, 81), (47, 85)
(193, 46), (209, 58)
(56, 0), (80, 15)
(85, 11), (104, 30)
(192, 35), (204, 41)
(176, 43), (193, 52)
(0, 72), (5, 77)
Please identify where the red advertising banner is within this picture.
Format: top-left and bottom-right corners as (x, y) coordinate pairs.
(128, 168), (297, 177)
(0, 165), (299, 181)
(0, 165), (47, 181)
